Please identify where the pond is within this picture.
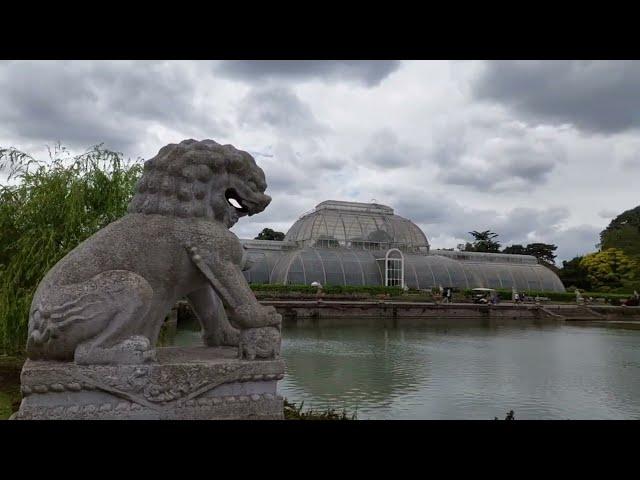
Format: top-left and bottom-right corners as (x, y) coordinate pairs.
(170, 318), (640, 420)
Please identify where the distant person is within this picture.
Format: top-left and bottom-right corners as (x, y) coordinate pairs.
(311, 281), (323, 300)
(514, 292), (520, 304)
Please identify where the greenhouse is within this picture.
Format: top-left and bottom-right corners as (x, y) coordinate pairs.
(240, 200), (565, 292)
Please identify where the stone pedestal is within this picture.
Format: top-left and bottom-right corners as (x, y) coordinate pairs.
(13, 346), (284, 420)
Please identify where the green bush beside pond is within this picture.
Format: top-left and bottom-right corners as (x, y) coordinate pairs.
(250, 283), (403, 296)
(0, 356), (23, 419)
(251, 283), (632, 303)
(283, 398), (357, 420)
(461, 288), (631, 303)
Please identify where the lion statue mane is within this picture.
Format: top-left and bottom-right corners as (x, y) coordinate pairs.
(26, 139), (281, 365)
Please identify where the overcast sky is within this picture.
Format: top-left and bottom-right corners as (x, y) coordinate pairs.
(0, 60), (636, 263)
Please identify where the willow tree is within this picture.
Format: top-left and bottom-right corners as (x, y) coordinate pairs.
(0, 144), (142, 355)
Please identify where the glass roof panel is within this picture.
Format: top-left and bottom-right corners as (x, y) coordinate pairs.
(284, 201), (429, 250)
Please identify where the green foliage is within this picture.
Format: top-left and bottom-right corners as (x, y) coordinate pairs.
(255, 228), (285, 241)
(558, 256), (592, 290)
(502, 244), (527, 255)
(524, 243), (557, 265)
(0, 386), (20, 419)
(250, 283), (403, 296)
(461, 287), (629, 302)
(465, 230), (501, 253)
(283, 399), (357, 420)
(503, 243), (558, 266)
(579, 248), (639, 291)
(557, 205), (640, 293)
(463, 288), (560, 301)
(0, 355), (23, 419)
(254, 284), (632, 302)
(0, 144), (142, 355)
(600, 206), (640, 259)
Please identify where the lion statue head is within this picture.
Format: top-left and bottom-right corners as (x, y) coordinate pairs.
(128, 139), (271, 227)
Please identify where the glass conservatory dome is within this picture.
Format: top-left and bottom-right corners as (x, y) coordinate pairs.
(240, 199), (566, 293)
(284, 200), (430, 253)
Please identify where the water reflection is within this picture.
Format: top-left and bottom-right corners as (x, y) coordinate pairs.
(281, 322), (640, 419)
(281, 325), (432, 415)
(167, 317), (640, 419)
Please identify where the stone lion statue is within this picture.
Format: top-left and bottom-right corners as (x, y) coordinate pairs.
(26, 139), (281, 365)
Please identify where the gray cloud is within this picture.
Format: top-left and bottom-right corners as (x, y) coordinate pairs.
(598, 209), (619, 219)
(613, 137), (640, 170)
(550, 225), (602, 263)
(364, 187), (599, 262)
(397, 194), (568, 243)
(356, 129), (424, 169)
(0, 61), (225, 154)
(433, 122), (565, 192)
(237, 86), (327, 136)
(390, 192), (451, 226)
(0, 60), (625, 264)
(249, 142), (346, 198)
(473, 61), (640, 133)
(216, 61), (401, 87)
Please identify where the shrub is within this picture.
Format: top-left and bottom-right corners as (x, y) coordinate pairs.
(579, 248), (638, 291)
(461, 288), (630, 303)
(283, 399), (357, 420)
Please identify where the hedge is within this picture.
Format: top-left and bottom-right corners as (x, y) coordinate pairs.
(461, 288), (631, 303)
(250, 284), (634, 302)
(249, 283), (404, 296)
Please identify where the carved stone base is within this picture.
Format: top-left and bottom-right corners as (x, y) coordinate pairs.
(13, 346), (285, 420)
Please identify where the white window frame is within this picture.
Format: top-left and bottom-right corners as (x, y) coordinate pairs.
(384, 248), (404, 288)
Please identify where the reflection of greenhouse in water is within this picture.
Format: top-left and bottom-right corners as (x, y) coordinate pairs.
(241, 200), (565, 292)
(279, 326), (431, 411)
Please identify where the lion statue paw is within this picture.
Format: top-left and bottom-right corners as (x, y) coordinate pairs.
(238, 326), (281, 360)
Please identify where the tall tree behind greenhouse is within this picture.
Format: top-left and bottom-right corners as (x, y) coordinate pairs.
(600, 205), (640, 260)
(255, 228), (285, 241)
(465, 230), (501, 253)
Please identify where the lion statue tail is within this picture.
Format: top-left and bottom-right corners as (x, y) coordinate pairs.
(26, 270), (154, 361)
(27, 290), (108, 360)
